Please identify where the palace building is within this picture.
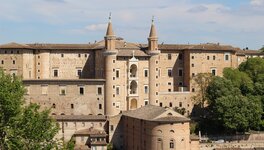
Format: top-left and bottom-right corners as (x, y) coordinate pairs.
(0, 16), (263, 149)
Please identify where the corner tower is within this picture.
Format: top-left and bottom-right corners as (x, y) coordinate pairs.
(104, 14), (118, 116)
(147, 17), (160, 105)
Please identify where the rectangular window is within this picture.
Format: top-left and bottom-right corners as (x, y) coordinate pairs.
(99, 104), (102, 109)
(60, 86), (66, 95)
(97, 87), (102, 95)
(116, 86), (120, 95)
(211, 68), (217, 76)
(168, 54), (172, 60)
(116, 69), (120, 78)
(110, 125), (114, 131)
(178, 69), (183, 76)
(224, 53), (230, 61)
(79, 86), (84, 95)
(168, 68), (172, 77)
(77, 69), (82, 77)
(144, 69), (149, 77)
(41, 85), (48, 95)
(144, 85), (149, 94)
(53, 69), (59, 77)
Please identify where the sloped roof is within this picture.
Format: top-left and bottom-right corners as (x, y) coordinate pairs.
(159, 43), (240, 51)
(28, 43), (96, 49)
(121, 105), (190, 123)
(0, 42), (33, 49)
(74, 127), (107, 136)
(54, 115), (107, 121)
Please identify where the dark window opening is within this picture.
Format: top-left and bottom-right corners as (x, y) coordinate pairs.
(168, 54), (172, 60)
(79, 87), (84, 95)
(178, 69), (183, 76)
(168, 69), (172, 77)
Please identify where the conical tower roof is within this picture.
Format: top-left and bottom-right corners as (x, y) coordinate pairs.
(149, 17), (157, 38)
(106, 13), (115, 36)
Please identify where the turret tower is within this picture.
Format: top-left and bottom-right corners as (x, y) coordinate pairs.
(147, 17), (160, 105)
(104, 13), (118, 116)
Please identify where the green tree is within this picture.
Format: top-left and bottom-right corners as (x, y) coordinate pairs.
(0, 70), (59, 149)
(239, 57), (264, 82)
(212, 94), (262, 132)
(206, 58), (264, 132)
(260, 46), (264, 52)
(223, 68), (253, 95)
(192, 73), (212, 108)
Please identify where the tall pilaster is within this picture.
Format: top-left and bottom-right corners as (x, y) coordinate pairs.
(104, 14), (118, 116)
(147, 17), (160, 105)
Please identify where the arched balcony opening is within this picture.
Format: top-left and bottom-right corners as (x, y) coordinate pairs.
(130, 64), (137, 78)
(130, 99), (137, 110)
(130, 80), (137, 94)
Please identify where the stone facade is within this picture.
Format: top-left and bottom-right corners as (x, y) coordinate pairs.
(1, 18), (264, 149)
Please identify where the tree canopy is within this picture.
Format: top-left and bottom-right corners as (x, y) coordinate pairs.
(0, 70), (60, 150)
(197, 57), (264, 133)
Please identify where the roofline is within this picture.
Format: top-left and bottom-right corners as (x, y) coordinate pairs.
(23, 79), (105, 84)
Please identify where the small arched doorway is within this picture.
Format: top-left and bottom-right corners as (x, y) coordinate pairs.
(130, 99), (137, 110)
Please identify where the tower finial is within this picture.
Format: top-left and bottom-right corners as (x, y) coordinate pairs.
(152, 15), (154, 24)
(109, 12), (112, 22)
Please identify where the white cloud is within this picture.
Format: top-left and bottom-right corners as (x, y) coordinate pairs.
(85, 23), (107, 31)
(250, 0), (264, 6)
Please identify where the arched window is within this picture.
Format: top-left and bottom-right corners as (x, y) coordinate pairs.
(169, 139), (175, 149)
(170, 130), (174, 133)
(60, 113), (65, 115)
(130, 80), (137, 94)
(130, 64), (137, 77)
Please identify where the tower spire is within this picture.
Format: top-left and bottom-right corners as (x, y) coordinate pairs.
(149, 16), (157, 38)
(106, 12), (115, 36)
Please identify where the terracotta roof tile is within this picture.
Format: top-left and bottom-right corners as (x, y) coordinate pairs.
(121, 105), (190, 123)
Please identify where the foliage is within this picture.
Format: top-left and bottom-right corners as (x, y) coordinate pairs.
(239, 57), (264, 82)
(107, 143), (114, 150)
(174, 107), (186, 116)
(192, 73), (212, 108)
(0, 70), (59, 150)
(223, 68), (253, 95)
(204, 58), (264, 133)
(260, 46), (264, 52)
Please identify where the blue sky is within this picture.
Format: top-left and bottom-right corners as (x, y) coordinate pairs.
(0, 0), (264, 49)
